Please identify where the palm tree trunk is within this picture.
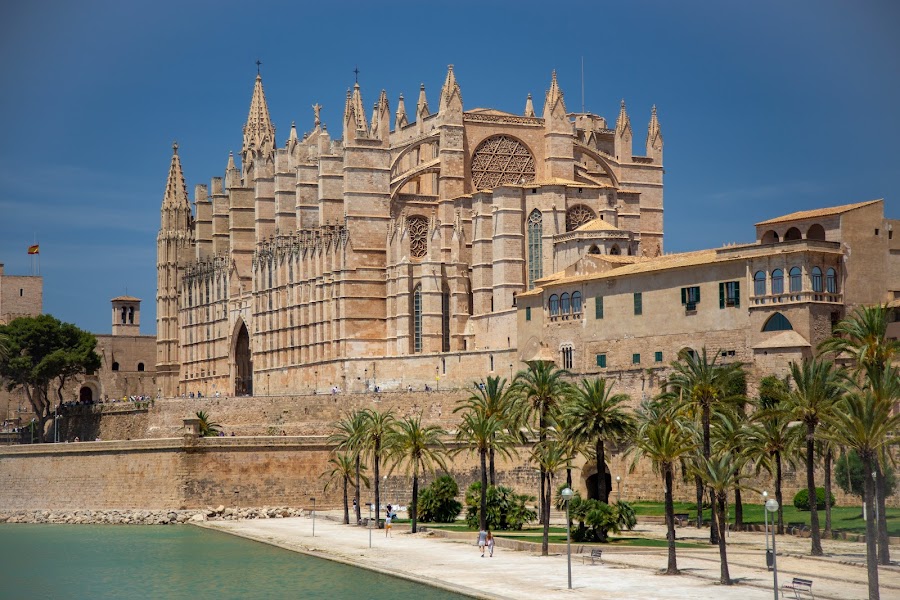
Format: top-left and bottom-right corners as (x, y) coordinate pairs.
(734, 480), (743, 530)
(806, 423), (823, 556)
(716, 491), (731, 585)
(566, 468), (572, 489)
(539, 411), (546, 524)
(824, 447), (833, 537)
(862, 452), (881, 600)
(343, 477), (350, 525)
(542, 474), (552, 556)
(354, 455), (362, 525)
(695, 475), (704, 529)
(489, 447), (496, 487)
(664, 465), (678, 574)
(703, 404), (718, 545)
(775, 450), (784, 535)
(875, 459), (891, 565)
(597, 439), (608, 503)
(479, 448), (488, 531)
(374, 442), (382, 529)
(411, 470), (420, 534)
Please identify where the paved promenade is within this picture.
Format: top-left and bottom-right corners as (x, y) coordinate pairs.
(201, 512), (900, 600)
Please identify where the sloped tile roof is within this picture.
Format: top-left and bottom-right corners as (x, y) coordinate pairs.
(755, 200), (881, 226)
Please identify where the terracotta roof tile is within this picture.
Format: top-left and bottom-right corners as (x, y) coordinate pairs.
(755, 200), (881, 226)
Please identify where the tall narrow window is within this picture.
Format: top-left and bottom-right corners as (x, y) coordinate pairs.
(560, 293), (571, 314)
(549, 294), (560, 316)
(572, 292), (582, 315)
(527, 209), (543, 289)
(826, 268), (837, 293)
(719, 281), (740, 308)
(772, 269), (784, 295)
(561, 346), (574, 369)
(413, 285), (423, 353)
(441, 288), (451, 352)
(811, 267), (823, 293)
(789, 266), (802, 293)
(595, 296), (604, 319)
(634, 292), (643, 316)
(754, 271), (766, 296)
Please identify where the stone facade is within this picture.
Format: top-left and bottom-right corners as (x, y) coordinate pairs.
(157, 67), (664, 398)
(0, 263), (42, 326)
(517, 199), (900, 401)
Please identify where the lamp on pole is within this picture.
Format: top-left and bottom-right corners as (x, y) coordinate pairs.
(561, 487), (575, 590)
(762, 491), (772, 570)
(366, 502), (373, 548)
(615, 476), (621, 503)
(310, 497), (316, 537)
(765, 496), (779, 599)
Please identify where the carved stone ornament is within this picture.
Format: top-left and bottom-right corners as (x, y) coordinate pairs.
(566, 204), (596, 231)
(408, 216), (428, 258)
(471, 135), (536, 189)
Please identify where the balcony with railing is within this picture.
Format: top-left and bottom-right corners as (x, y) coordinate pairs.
(751, 290), (843, 307)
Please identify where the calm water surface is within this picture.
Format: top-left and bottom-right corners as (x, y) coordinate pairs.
(0, 524), (469, 600)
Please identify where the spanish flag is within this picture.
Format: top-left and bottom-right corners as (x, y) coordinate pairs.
(27, 244), (40, 255)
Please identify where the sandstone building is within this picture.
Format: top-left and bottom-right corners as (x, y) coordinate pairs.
(157, 67), (664, 397)
(0, 263), (42, 325)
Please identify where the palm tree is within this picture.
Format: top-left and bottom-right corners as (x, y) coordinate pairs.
(328, 410), (368, 525)
(630, 403), (696, 575)
(819, 304), (899, 382)
(663, 347), (745, 543)
(531, 439), (571, 556)
(746, 407), (795, 534)
(566, 377), (634, 504)
(511, 360), (573, 523)
(455, 406), (517, 530)
(455, 375), (514, 485)
(390, 415), (449, 533)
(711, 406), (750, 529)
(324, 453), (369, 525)
(194, 411), (221, 437)
(784, 358), (842, 556)
(824, 375), (900, 600)
(698, 452), (744, 585)
(359, 409), (397, 528)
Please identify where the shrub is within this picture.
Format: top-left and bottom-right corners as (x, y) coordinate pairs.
(464, 482), (536, 530)
(836, 450), (896, 499)
(793, 487), (835, 511)
(557, 487), (636, 542)
(417, 475), (463, 523)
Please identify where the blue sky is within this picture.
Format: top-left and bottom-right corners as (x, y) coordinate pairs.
(1, 0), (898, 334)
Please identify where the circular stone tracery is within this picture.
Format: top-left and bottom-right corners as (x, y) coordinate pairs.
(408, 216), (428, 258)
(566, 205), (596, 231)
(471, 135), (536, 190)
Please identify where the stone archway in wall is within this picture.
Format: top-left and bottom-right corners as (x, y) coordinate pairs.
(233, 320), (253, 397)
(79, 386), (93, 403)
(581, 461), (613, 504)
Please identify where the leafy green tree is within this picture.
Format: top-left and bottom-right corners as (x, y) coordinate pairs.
(784, 358), (842, 556)
(464, 482), (536, 530)
(417, 475), (462, 523)
(556, 489), (636, 543)
(389, 415), (449, 533)
(457, 376), (515, 485)
(0, 315), (101, 442)
(662, 347), (745, 543)
(836, 449), (896, 500)
(324, 453), (369, 525)
(328, 410), (369, 525)
(195, 410), (221, 437)
(359, 409), (397, 528)
(566, 378), (634, 504)
(511, 360), (573, 525)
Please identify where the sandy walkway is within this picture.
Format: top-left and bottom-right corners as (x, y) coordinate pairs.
(196, 512), (899, 600)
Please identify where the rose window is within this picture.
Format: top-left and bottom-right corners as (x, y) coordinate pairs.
(471, 135), (536, 190)
(566, 205), (596, 231)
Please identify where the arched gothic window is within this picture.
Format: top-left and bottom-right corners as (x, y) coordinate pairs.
(549, 294), (559, 316)
(763, 313), (793, 332)
(408, 216), (428, 259)
(560, 293), (571, 314)
(527, 210), (543, 289)
(811, 267), (823, 293)
(772, 269), (784, 295)
(826, 268), (837, 293)
(566, 205), (596, 231)
(572, 292), (582, 314)
(754, 271), (766, 296)
(789, 267), (802, 293)
(413, 285), (423, 353)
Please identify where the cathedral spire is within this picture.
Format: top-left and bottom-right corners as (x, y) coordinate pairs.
(524, 93), (535, 117)
(615, 99), (632, 135)
(395, 93), (408, 129)
(542, 70), (567, 119)
(614, 99), (633, 162)
(242, 73), (276, 167)
(374, 89), (390, 143)
(439, 64), (463, 114)
(343, 84), (369, 142)
(416, 83), (430, 121)
(162, 142), (189, 209)
(225, 150), (240, 188)
(646, 104), (663, 162)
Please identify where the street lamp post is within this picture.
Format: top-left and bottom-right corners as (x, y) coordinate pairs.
(762, 491), (772, 570)
(366, 502), (373, 548)
(615, 476), (621, 503)
(765, 497), (779, 600)
(561, 487), (575, 590)
(310, 497), (316, 537)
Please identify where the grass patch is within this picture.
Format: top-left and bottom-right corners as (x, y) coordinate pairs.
(493, 533), (705, 549)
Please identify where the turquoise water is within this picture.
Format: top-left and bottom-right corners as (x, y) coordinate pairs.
(0, 524), (469, 600)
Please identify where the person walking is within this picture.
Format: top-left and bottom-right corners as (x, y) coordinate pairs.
(477, 528), (488, 557)
(385, 512), (393, 537)
(486, 530), (494, 557)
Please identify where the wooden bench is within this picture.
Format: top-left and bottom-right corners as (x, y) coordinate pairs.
(582, 548), (602, 565)
(781, 577), (814, 599)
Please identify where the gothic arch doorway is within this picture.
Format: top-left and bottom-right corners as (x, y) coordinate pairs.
(582, 461), (613, 504)
(79, 386), (93, 403)
(233, 321), (253, 396)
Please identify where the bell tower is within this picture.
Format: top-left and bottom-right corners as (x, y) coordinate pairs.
(111, 296), (141, 336)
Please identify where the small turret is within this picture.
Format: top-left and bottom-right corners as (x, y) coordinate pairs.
(645, 105), (663, 163)
(542, 70), (567, 120)
(225, 151), (241, 189)
(439, 65), (463, 115)
(524, 93), (535, 118)
(396, 93), (408, 129)
(343, 84), (369, 142)
(241, 73), (276, 179)
(416, 83), (429, 133)
(614, 99), (633, 162)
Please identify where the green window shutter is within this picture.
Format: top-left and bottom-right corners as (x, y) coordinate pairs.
(596, 354), (607, 368)
(632, 353), (641, 365)
(655, 351), (663, 362)
(525, 306), (531, 321)
(719, 282), (725, 309)
(696, 286), (700, 303)
(595, 296), (604, 319)
(681, 287), (686, 305)
(634, 292), (642, 315)
(734, 281), (740, 307)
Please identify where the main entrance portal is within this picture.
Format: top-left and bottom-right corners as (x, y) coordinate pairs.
(234, 323), (253, 396)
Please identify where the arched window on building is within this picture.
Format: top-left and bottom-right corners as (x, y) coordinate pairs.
(610, 245), (621, 255)
(572, 291), (582, 315)
(789, 266), (802, 293)
(754, 271), (767, 296)
(549, 294), (559, 316)
(561, 345), (574, 369)
(807, 224), (826, 240)
(761, 230), (779, 244)
(763, 313), (793, 332)
(784, 227), (802, 241)
(826, 268), (837, 293)
(413, 285), (423, 353)
(560, 293), (571, 314)
(527, 210), (543, 289)
(811, 267), (823, 293)
(408, 216), (428, 259)
(112, 362), (120, 371)
(772, 269), (784, 295)
(137, 362), (145, 372)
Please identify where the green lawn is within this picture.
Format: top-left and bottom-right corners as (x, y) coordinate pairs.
(493, 533), (706, 549)
(629, 501), (900, 537)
